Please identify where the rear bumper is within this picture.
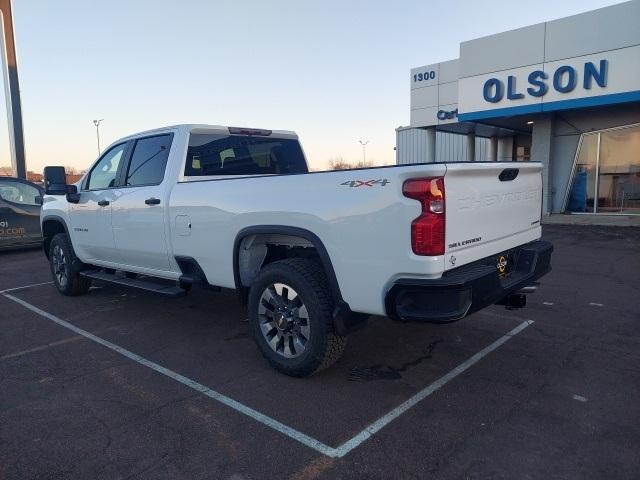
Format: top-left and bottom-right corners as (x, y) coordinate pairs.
(385, 240), (553, 323)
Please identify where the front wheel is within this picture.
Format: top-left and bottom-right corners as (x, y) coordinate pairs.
(248, 258), (347, 377)
(49, 233), (91, 296)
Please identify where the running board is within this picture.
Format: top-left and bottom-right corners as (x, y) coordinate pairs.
(80, 270), (187, 298)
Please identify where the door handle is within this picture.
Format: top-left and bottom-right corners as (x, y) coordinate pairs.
(97, 200), (110, 207)
(145, 197), (161, 205)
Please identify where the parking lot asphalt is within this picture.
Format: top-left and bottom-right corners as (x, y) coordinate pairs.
(1, 225), (639, 480)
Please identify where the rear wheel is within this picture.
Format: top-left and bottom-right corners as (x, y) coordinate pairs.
(49, 233), (91, 296)
(248, 258), (347, 377)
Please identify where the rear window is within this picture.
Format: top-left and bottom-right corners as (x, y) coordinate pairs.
(185, 134), (307, 177)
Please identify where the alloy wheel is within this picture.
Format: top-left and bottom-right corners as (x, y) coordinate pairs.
(52, 245), (68, 288)
(258, 282), (310, 358)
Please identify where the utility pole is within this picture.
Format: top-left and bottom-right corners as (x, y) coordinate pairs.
(358, 140), (369, 165)
(93, 119), (103, 155)
(0, 0), (27, 178)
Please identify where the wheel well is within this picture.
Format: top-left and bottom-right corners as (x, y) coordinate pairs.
(237, 233), (319, 288)
(42, 219), (67, 258)
(234, 227), (367, 336)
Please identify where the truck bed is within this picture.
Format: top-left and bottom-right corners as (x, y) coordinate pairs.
(169, 161), (543, 316)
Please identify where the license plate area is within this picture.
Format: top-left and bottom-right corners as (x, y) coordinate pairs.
(495, 251), (515, 279)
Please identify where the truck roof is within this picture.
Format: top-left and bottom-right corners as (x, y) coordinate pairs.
(118, 124), (299, 142)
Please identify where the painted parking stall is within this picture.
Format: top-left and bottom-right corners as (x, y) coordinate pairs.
(1, 278), (533, 458)
(1, 225), (639, 479)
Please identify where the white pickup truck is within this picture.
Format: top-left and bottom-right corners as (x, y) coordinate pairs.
(41, 124), (552, 376)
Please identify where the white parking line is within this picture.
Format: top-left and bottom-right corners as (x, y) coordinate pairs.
(0, 326), (120, 361)
(332, 319), (533, 457)
(2, 291), (533, 458)
(0, 281), (52, 294)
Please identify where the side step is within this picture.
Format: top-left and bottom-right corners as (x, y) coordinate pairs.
(80, 270), (187, 298)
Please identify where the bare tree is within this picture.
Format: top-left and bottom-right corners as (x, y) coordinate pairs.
(352, 160), (374, 169)
(64, 166), (82, 175)
(328, 158), (352, 170)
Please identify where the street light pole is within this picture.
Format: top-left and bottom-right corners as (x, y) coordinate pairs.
(93, 119), (103, 155)
(1, 0), (27, 179)
(358, 140), (369, 165)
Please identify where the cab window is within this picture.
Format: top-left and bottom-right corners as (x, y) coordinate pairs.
(85, 143), (127, 190)
(125, 134), (173, 187)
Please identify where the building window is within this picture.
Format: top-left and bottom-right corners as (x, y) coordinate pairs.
(565, 124), (640, 214)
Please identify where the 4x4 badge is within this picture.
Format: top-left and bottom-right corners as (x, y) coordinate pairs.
(449, 256), (456, 266)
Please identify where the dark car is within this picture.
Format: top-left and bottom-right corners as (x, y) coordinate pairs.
(0, 177), (44, 250)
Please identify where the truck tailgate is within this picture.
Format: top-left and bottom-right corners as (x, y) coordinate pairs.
(444, 162), (543, 270)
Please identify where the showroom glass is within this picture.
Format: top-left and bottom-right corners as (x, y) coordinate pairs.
(566, 135), (598, 213)
(184, 134), (307, 176)
(515, 146), (531, 161)
(125, 134), (172, 186)
(566, 124), (640, 214)
(598, 126), (640, 213)
(0, 180), (41, 206)
(86, 143), (126, 190)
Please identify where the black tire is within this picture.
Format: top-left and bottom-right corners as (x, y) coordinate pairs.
(49, 233), (91, 296)
(248, 258), (347, 377)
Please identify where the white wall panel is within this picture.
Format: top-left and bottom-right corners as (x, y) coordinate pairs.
(411, 85), (439, 109)
(439, 82), (458, 106)
(410, 107), (439, 127)
(459, 23), (546, 78)
(544, 1), (640, 62)
(439, 59), (459, 84)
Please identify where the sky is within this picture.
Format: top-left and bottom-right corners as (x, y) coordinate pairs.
(0, 0), (625, 174)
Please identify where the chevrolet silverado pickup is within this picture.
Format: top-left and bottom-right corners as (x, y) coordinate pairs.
(41, 124), (552, 376)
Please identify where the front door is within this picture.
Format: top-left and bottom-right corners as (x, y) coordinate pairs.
(111, 134), (173, 272)
(69, 142), (127, 262)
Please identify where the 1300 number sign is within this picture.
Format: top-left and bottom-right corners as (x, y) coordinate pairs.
(413, 71), (435, 82)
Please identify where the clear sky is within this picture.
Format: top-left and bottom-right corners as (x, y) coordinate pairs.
(0, 0), (625, 174)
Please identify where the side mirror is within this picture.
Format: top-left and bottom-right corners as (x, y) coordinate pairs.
(66, 184), (81, 204)
(43, 166), (67, 195)
(34, 195), (43, 205)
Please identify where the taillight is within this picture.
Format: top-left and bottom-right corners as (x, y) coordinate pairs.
(403, 177), (445, 256)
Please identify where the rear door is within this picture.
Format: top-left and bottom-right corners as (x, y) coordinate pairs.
(0, 178), (42, 248)
(444, 162), (543, 270)
(111, 133), (173, 272)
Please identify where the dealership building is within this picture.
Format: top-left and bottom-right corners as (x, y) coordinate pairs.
(397, 0), (640, 216)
